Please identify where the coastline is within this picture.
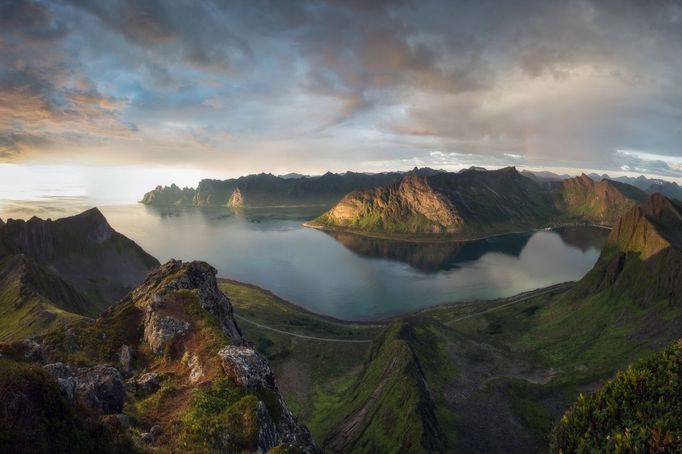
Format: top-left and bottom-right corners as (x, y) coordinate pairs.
(303, 220), (612, 244)
(219, 276), (576, 326)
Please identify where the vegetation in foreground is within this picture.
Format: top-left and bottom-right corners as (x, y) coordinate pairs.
(550, 340), (682, 452)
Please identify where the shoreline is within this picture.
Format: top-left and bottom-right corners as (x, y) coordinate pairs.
(303, 220), (612, 244)
(219, 277), (577, 326)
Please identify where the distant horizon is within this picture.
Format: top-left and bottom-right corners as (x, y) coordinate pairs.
(1, 162), (680, 214)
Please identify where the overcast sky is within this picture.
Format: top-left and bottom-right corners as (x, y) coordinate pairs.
(2, 0), (682, 180)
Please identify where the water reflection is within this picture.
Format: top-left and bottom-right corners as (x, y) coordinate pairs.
(324, 227), (608, 273)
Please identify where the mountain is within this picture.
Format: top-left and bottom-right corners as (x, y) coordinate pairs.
(553, 173), (648, 225)
(0, 208), (159, 340)
(598, 174), (682, 201)
(0, 260), (319, 453)
(140, 168), (445, 208)
(550, 339), (682, 452)
(310, 167), (560, 239)
(576, 192), (682, 306)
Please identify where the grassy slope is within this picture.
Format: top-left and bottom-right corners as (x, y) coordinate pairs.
(219, 280), (380, 429)
(0, 254), (87, 341)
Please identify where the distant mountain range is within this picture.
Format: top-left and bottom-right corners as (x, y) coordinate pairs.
(141, 168), (445, 208)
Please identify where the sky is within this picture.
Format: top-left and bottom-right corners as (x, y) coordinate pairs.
(2, 0), (682, 195)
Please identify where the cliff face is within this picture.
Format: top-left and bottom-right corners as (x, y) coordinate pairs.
(1, 260), (319, 453)
(577, 193), (682, 305)
(0, 208), (159, 312)
(313, 167), (557, 237)
(555, 174), (648, 225)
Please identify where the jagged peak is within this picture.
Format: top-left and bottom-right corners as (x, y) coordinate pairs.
(133, 259), (243, 344)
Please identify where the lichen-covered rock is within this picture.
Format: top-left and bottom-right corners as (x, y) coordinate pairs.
(74, 365), (124, 413)
(218, 346), (320, 453)
(219, 346), (276, 390)
(43, 362), (76, 399)
(136, 372), (161, 395)
(134, 259), (243, 344)
(143, 312), (189, 355)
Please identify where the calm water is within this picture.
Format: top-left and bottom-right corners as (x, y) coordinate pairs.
(0, 201), (609, 320)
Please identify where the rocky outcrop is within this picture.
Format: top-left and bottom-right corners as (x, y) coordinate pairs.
(134, 259), (243, 344)
(143, 310), (190, 355)
(135, 372), (161, 395)
(219, 345), (320, 453)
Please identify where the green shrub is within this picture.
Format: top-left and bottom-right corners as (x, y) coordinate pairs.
(550, 340), (682, 453)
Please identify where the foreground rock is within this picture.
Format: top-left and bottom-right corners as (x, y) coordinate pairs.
(219, 345), (320, 453)
(3, 258), (318, 453)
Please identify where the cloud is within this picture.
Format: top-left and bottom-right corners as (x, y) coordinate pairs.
(1, 0), (682, 177)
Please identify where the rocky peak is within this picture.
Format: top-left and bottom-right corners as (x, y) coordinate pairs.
(134, 259), (243, 345)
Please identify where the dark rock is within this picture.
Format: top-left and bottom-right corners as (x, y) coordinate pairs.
(256, 401), (280, 451)
(150, 425), (163, 439)
(75, 365), (125, 413)
(140, 433), (154, 444)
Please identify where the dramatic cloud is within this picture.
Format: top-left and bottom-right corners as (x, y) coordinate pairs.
(1, 0), (682, 177)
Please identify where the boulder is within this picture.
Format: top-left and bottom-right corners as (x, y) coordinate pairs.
(218, 346), (276, 390)
(143, 312), (189, 355)
(75, 365), (125, 413)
